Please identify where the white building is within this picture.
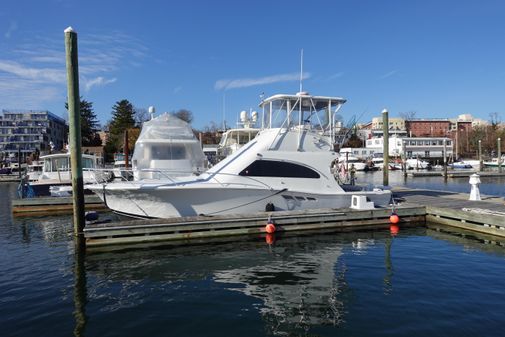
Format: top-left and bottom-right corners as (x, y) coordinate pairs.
(365, 135), (453, 159)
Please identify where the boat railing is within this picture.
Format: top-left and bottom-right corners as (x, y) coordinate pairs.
(84, 167), (276, 190)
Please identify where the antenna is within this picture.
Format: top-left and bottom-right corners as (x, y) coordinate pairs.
(299, 49), (304, 93)
(222, 93), (226, 130)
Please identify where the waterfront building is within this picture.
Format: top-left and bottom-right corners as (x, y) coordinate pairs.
(365, 135), (453, 159)
(371, 117), (408, 137)
(0, 110), (67, 163)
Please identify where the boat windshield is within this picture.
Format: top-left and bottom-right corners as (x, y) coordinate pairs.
(43, 156), (95, 172)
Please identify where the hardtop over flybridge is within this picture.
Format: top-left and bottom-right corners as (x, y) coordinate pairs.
(88, 91), (392, 219)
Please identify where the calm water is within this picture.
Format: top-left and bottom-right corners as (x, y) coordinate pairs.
(1, 173), (505, 336)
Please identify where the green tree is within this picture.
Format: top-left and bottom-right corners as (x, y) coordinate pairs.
(109, 99), (136, 136)
(65, 97), (102, 146)
(104, 99), (136, 161)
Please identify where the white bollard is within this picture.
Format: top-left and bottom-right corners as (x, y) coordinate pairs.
(469, 173), (481, 201)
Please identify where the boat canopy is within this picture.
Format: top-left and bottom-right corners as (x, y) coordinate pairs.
(132, 113), (206, 175)
(259, 92), (346, 143)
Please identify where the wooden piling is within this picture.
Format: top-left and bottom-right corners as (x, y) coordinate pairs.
(382, 109), (389, 186)
(498, 138), (502, 173)
(443, 139), (448, 179)
(17, 148), (21, 179)
(478, 139), (483, 172)
(64, 27), (85, 237)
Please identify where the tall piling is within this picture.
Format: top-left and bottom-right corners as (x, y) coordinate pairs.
(478, 140), (483, 172)
(382, 109), (389, 186)
(17, 147), (21, 179)
(498, 137), (502, 173)
(64, 27), (85, 238)
(443, 139), (448, 179)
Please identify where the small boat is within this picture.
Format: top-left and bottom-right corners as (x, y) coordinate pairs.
(449, 161), (473, 169)
(338, 155), (368, 171)
(405, 158), (430, 170)
(483, 156), (505, 168)
(89, 91), (392, 219)
(29, 153), (99, 196)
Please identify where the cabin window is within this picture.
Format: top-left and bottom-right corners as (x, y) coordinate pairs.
(83, 158), (94, 168)
(50, 157), (69, 171)
(239, 160), (320, 178)
(150, 144), (186, 160)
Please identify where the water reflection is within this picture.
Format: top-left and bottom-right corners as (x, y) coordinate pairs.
(83, 231), (410, 336)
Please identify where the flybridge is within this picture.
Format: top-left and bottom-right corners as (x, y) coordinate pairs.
(259, 92), (346, 145)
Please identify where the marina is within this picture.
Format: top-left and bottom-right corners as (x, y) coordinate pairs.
(3, 176), (505, 336)
(3, 3), (505, 336)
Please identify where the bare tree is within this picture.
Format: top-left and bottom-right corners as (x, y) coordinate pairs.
(489, 112), (501, 130)
(172, 109), (194, 124)
(399, 111), (417, 120)
(134, 106), (150, 126)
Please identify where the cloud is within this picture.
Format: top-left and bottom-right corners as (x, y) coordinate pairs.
(4, 21), (17, 39)
(328, 72), (344, 80)
(0, 31), (147, 109)
(215, 72), (311, 90)
(379, 70), (398, 79)
(173, 86), (182, 94)
(0, 60), (66, 82)
(83, 76), (117, 91)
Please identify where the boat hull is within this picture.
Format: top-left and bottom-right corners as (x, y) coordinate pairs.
(95, 185), (392, 219)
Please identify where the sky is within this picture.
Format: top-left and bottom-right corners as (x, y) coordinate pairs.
(1, 0), (505, 130)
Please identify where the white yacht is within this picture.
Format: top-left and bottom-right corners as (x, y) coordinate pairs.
(28, 153), (99, 196)
(132, 113), (206, 180)
(89, 92), (392, 219)
(217, 110), (261, 159)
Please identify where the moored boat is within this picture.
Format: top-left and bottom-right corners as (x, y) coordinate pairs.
(89, 91), (392, 219)
(29, 153), (99, 196)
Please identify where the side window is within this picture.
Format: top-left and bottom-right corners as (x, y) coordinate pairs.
(239, 160), (320, 178)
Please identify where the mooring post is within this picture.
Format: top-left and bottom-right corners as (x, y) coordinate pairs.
(64, 27), (85, 238)
(478, 139), (483, 172)
(498, 137), (502, 173)
(17, 147), (21, 179)
(382, 109), (389, 186)
(443, 139), (448, 179)
(402, 139), (407, 177)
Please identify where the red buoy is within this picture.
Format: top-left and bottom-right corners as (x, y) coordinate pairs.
(390, 224), (399, 236)
(389, 214), (400, 224)
(265, 223), (276, 234)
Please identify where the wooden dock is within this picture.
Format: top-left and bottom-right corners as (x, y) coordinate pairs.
(409, 170), (505, 178)
(84, 206), (426, 250)
(393, 187), (505, 237)
(12, 195), (108, 216)
(0, 175), (20, 183)
(82, 186), (505, 250)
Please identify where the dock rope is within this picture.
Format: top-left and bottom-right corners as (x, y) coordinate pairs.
(462, 208), (505, 217)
